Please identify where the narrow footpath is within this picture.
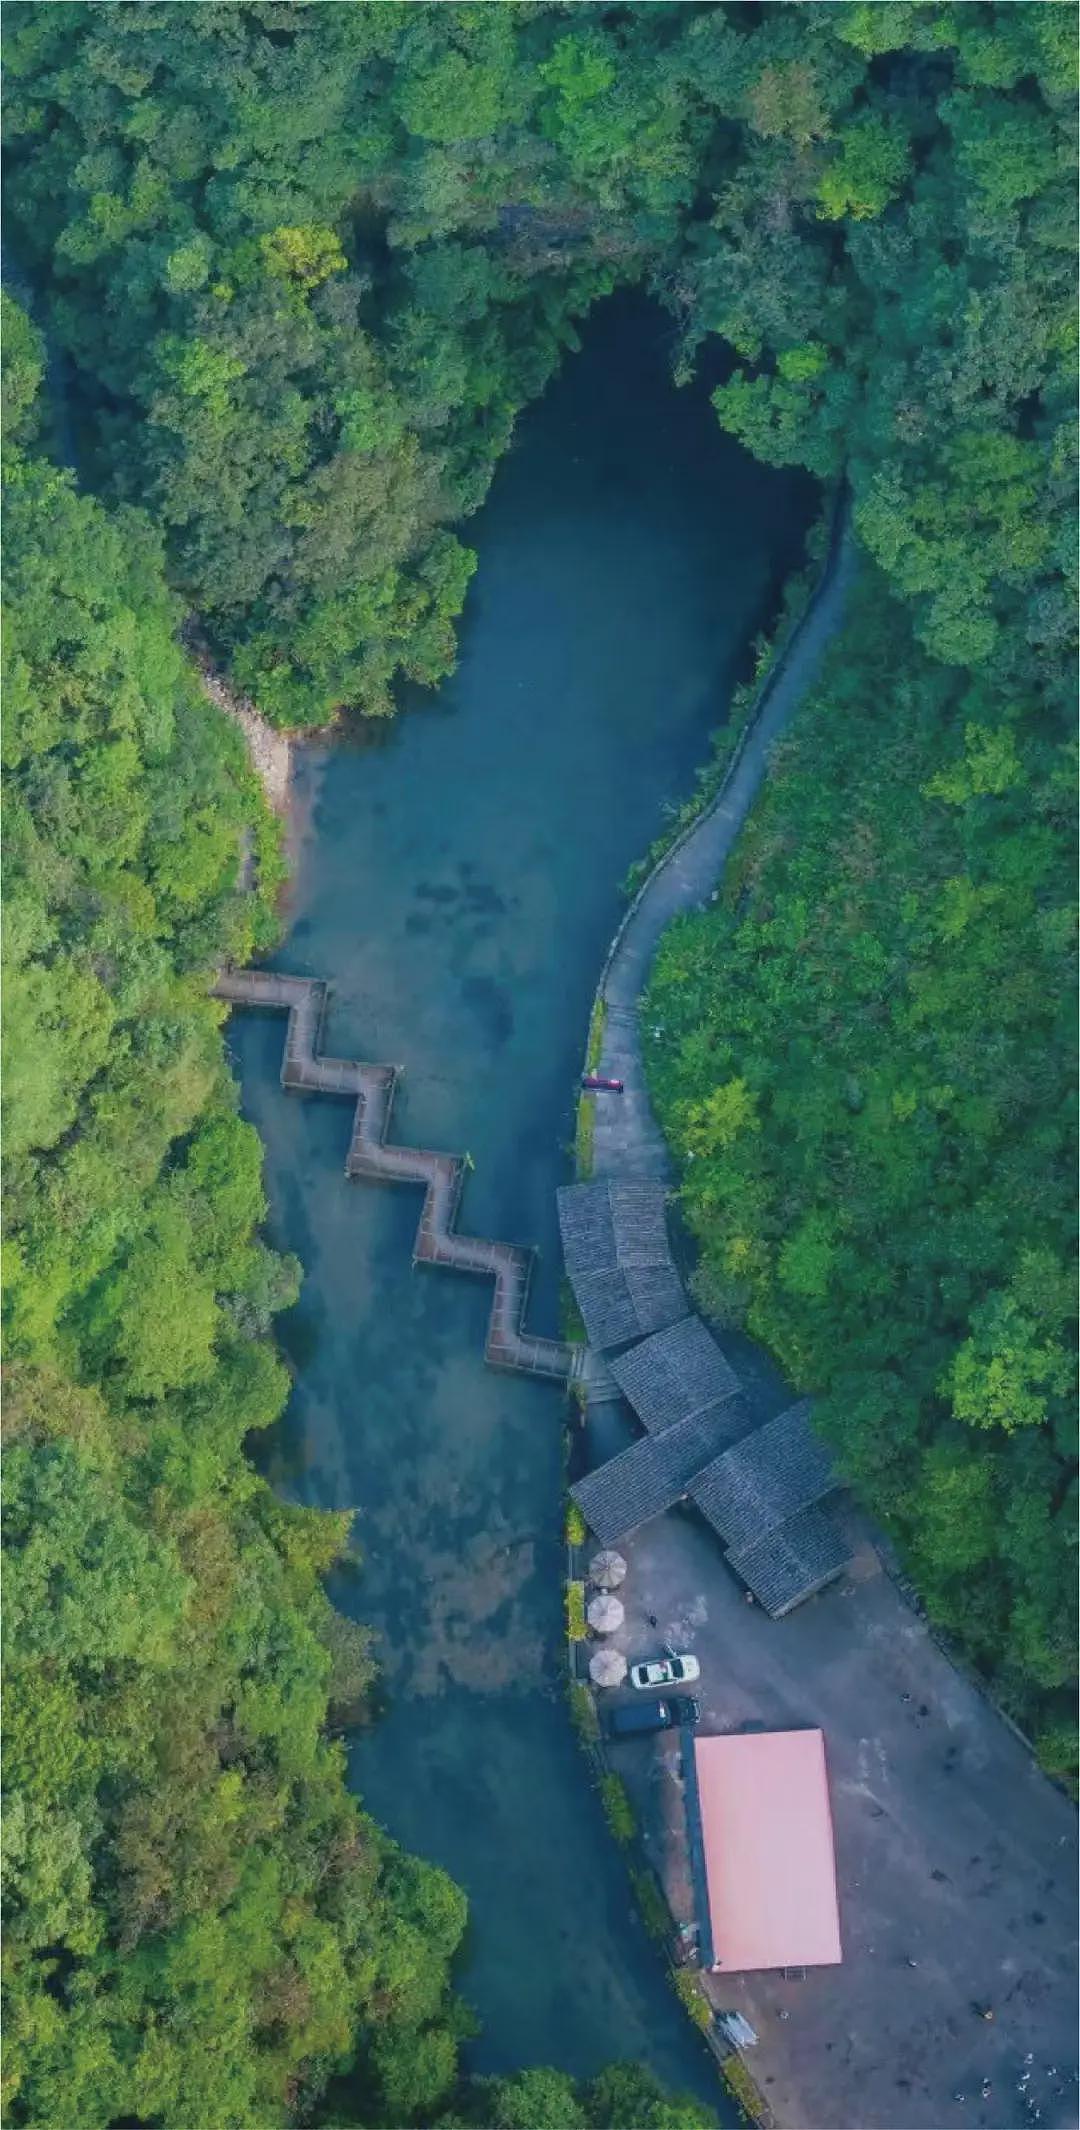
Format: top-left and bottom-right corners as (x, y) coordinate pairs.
(590, 502), (859, 1181)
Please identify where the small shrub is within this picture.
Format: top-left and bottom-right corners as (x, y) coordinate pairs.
(629, 1864), (671, 1943)
(565, 1580), (586, 1641)
(565, 1500), (587, 1548)
(722, 2054), (772, 2126)
(567, 1681), (600, 1745)
(575, 1092), (595, 1178)
(586, 995), (607, 1071)
(672, 1967), (714, 2033)
(599, 1772), (635, 1845)
(1034, 1718), (1078, 1793)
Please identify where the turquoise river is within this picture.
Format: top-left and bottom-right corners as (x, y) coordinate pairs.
(226, 295), (815, 2100)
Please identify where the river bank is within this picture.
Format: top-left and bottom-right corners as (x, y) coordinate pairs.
(192, 646), (322, 899)
(199, 659), (293, 816)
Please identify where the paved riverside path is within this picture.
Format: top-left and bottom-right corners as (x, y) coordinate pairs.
(590, 507), (860, 1182)
(577, 513), (1078, 2128)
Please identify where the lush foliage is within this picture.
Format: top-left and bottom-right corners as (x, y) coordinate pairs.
(431, 2061), (718, 2130)
(5, 2), (1075, 695)
(646, 574), (1075, 1751)
(2, 3), (654, 726)
(3, 3), (1076, 2119)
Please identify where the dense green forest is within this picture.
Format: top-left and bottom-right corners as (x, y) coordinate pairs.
(2, 1), (1076, 2123)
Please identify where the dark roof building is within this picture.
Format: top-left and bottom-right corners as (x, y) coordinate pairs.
(610, 1314), (741, 1436)
(560, 1184), (849, 1611)
(570, 1400), (753, 1545)
(689, 1399), (834, 1552)
(726, 1505), (849, 1617)
(557, 1180), (686, 1351)
(572, 1356), (847, 1613)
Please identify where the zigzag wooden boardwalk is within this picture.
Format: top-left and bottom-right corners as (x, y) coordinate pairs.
(214, 966), (587, 1385)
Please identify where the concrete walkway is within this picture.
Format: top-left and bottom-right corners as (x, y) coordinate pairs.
(577, 508), (1078, 2128)
(590, 503), (859, 1181)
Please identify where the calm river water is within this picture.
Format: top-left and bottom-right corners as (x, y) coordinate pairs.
(226, 295), (815, 2099)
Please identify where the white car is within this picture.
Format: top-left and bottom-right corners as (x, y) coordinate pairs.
(629, 1652), (700, 1691)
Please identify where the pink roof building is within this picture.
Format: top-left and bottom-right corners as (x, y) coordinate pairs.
(693, 1729), (842, 1972)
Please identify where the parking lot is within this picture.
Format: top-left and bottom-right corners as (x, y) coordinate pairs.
(595, 1492), (1078, 2130)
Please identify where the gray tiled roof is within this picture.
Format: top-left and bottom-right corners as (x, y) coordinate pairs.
(610, 1314), (741, 1435)
(726, 1504), (849, 1617)
(566, 1270), (647, 1352)
(690, 1399), (834, 1552)
(557, 1181), (618, 1277)
(557, 1180), (686, 1351)
(572, 1407), (745, 1544)
(609, 1179), (673, 1266)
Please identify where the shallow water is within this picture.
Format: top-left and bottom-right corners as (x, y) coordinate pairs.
(226, 294), (815, 2098)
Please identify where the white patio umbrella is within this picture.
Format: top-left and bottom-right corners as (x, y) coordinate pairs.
(589, 1645), (628, 1688)
(587, 1592), (625, 1635)
(589, 1549), (627, 1590)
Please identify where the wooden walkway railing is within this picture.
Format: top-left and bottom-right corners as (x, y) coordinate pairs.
(214, 966), (587, 1385)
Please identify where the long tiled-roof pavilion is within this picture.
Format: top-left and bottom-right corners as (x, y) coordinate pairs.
(558, 1179), (847, 1614)
(726, 1505), (849, 1617)
(556, 1179), (685, 1351)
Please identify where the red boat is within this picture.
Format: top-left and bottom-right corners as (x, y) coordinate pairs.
(581, 1073), (624, 1093)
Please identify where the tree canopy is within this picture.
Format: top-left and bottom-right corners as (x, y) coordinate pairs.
(2, 4), (1076, 2122)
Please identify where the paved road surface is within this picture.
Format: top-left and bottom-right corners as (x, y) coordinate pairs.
(607, 1502), (1077, 2130)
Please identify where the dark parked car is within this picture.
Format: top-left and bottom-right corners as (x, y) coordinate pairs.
(607, 1695), (700, 1738)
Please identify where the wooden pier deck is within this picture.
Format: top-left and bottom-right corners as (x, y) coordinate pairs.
(214, 966), (579, 1384)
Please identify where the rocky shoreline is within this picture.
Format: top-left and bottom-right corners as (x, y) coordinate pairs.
(196, 656), (294, 818)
